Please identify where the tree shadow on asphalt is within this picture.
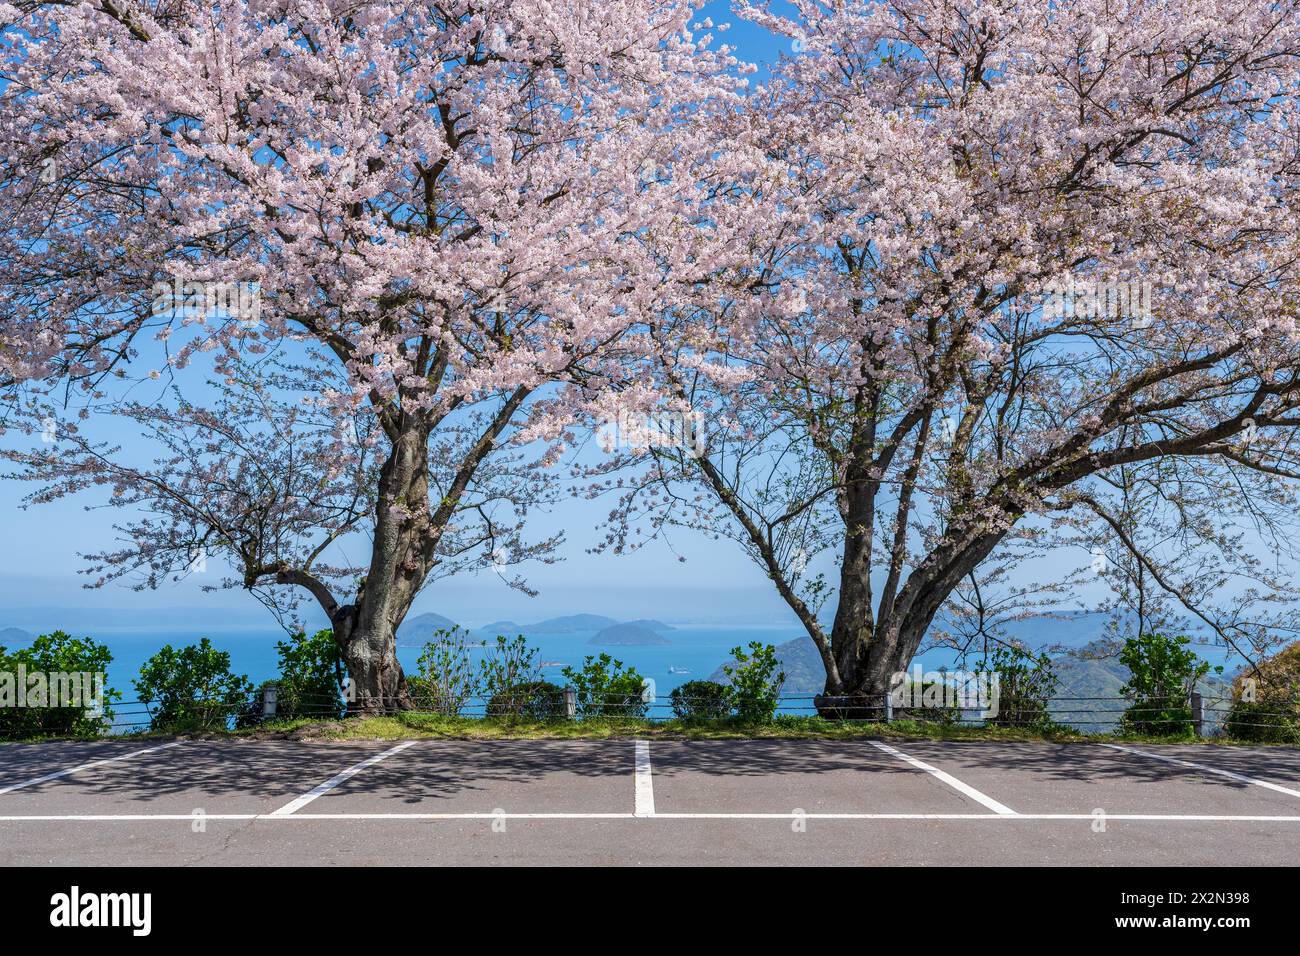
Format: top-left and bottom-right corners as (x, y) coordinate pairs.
(3, 738), (1298, 805)
(895, 739), (1300, 792)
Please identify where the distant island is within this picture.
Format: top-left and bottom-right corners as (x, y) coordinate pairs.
(0, 626), (34, 646)
(589, 623), (671, 646)
(396, 612), (459, 646)
(394, 612), (679, 645)
(473, 614), (619, 637)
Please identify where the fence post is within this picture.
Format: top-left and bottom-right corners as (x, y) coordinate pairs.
(883, 691), (893, 723)
(262, 683), (279, 720)
(564, 686), (577, 720)
(1190, 691), (1204, 738)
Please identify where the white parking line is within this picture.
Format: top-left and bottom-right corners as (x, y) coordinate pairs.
(269, 741), (417, 816)
(868, 740), (1017, 815)
(634, 739), (655, 817)
(0, 742), (183, 795)
(1103, 743), (1300, 800)
(0, 812), (1298, 822)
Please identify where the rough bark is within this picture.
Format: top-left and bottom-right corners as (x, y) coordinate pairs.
(332, 603), (410, 714)
(342, 425), (431, 712)
(815, 513), (1010, 717)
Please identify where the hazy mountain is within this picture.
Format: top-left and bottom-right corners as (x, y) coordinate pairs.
(396, 612), (459, 646)
(624, 619), (674, 631)
(0, 627), (34, 646)
(473, 614), (619, 638)
(711, 636), (823, 693)
(589, 623), (671, 646)
(529, 614), (619, 633)
(1049, 643), (1231, 731)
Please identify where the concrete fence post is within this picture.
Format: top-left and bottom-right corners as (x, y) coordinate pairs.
(883, 691), (893, 723)
(564, 686), (577, 720)
(262, 683), (279, 719)
(1190, 691), (1204, 738)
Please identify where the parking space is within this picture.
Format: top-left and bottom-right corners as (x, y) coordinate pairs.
(1114, 743), (1300, 791)
(0, 739), (170, 793)
(0, 740), (397, 816)
(305, 740), (634, 815)
(887, 740), (1300, 817)
(648, 739), (992, 815)
(863, 738), (1300, 816)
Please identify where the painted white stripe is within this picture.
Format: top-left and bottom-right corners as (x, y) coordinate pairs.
(0, 812), (1298, 822)
(0, 742), (182, 795)
(645, 812), (1300, 822)
(269, 741), (417, 816)
(634, 739), (655, 817)
(1103, 743), (1300, 800)
(868, 739), (1016, 815)
(0, 814), (263, 821)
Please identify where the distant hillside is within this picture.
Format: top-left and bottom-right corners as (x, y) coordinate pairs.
(0, 627), (34, 646)
(996, 610), (1114, 650)
(624, 619), (674, 631)
(473, 614), (620, 638)
(1050, 644), (1230, 731)
(710, 635), (823, 693)
(529, 614), (619, 633)
(396, 612), (459, 646)
(589, 623), (671, 646)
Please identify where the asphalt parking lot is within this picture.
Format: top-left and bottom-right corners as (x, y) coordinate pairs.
(1, 737), (1298, 865)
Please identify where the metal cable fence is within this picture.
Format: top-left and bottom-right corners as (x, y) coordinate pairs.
(5, 687), (1284, 740)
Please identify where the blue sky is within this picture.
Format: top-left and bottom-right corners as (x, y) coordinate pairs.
(0, 2), (1098, 628)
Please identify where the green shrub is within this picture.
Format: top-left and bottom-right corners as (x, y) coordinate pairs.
(1224, 699), (1300, 743)
(413, 627), (478, 715)
(478, 635), (541, 715)
(973, 646), (1059, 729)
(562, 653), (647, 717)
(238, 629), (345, 726)
(275, 629), (345, 718)
(891, 679), (961, 724)
(1118, 633), (1218, 738)
(669, 679), (733, 719)
(721, 642), (785, 722)
(485, 680), (567, 720)
(0, 631), (120, 739)
(1224, 644), (1300, 742)
(135, 638), (254, 732)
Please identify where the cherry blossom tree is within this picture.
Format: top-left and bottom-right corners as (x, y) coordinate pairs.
(610, 0), (1300, 711)
(0, 0), (740, 710)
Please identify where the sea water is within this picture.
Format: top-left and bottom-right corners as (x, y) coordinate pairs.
(19, 623), (811, 728)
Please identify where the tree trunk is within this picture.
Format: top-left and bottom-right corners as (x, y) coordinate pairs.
(812, 627), (913, 719)
(345, 622), (410, 714)
(814, 528), (1006, 719)
(332, 601), (413, 715)
(332, 423), (430, 715)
